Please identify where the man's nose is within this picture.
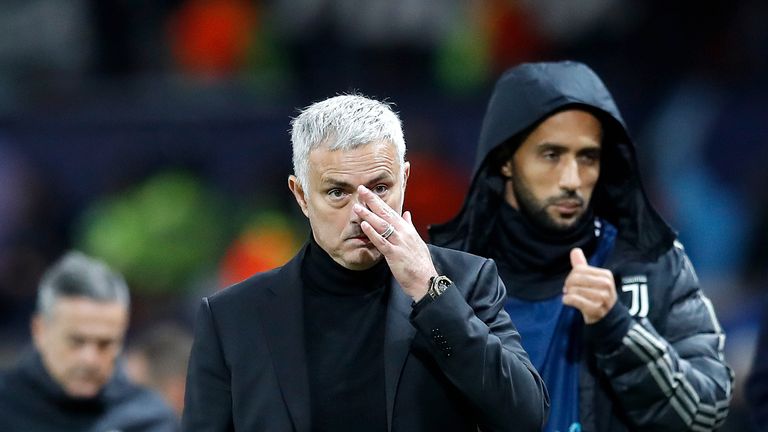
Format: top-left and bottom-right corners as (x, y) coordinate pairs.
(350, 191), (363, 221)
(78, 343), (101, 365)
(559, 158), (581, 191)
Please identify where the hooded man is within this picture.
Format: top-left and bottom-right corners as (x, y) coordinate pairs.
(430, 61), (733, 431)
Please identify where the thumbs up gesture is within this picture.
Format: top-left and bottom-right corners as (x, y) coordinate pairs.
(562, 248), (617, 324)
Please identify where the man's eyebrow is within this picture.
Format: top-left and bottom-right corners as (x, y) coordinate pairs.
(320, 178), (354, 189)
(536, 142), (601, 152)
(536, 142), (568, 151)
(366, 173), (394, 185)
(320, 173), (394, 188)
(578, 147), (602, 154)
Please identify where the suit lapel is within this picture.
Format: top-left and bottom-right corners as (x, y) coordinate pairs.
(383, 277), (417, 432)
(258, 246), (311, 432)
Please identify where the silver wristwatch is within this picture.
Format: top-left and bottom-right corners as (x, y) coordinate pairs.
(427, 275), (453, 300)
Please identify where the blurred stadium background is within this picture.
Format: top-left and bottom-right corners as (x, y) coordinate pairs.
(0, 1), (766, 429)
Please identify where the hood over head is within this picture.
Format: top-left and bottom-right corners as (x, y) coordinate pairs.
(430, 61), (675, 260)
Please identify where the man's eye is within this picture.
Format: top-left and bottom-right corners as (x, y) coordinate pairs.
(542, 151), (559, 160)
(328, 189), (346, 199)
(373, 185), (388, 195)
(578, 153), (600, 165)
(69, 337), (86, 348)
(98, 340), (116, 351)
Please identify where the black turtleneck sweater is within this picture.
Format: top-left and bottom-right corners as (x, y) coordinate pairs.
(302, 237), (389, 432)
(488, 201), (598, 300)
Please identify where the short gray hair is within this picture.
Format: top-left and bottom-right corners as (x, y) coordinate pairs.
(290, 94), (406, 190)
(36, 251), (130, 319)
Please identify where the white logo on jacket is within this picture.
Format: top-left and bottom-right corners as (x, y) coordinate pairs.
(621, 275), (649, 318)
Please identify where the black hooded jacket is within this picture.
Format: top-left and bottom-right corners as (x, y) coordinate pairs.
(0, 349), (179, 432)
(430, 61), (733, 431)
(431, 61), (673, 260)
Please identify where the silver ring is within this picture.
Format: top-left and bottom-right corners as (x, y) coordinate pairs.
(381, 224), (395, 240)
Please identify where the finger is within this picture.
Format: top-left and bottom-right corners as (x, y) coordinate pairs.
(562, 292), (601, 312)
(564, 285), (613, 303)
(565, 272), (614, 291)
(570, 248), (588, 267)
(568, 264), (614, 278)
(360, 221), (393, 252)
(357, 185), (400, 223)
(563, 292), (611, 323)
(353, 203), (391, 233)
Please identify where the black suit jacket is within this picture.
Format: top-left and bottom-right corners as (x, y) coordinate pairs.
(182, 244), (547, 431)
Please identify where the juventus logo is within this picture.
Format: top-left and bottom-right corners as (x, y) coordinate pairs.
(621, 275), (649, 318)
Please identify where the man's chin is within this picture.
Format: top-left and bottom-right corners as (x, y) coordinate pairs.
(64, 383), (103, 399)
(541, 210), (586, 232)
(553, 218), (581, 230)
(340, 247), (383, 271)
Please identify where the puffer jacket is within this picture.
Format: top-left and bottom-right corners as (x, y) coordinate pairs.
(430, 61), (733, 431)
(578, 237), (732, 431)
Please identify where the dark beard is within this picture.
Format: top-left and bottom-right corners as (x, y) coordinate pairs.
(510, 172), (587, 233)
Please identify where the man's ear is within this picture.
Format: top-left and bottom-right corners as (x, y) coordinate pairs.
(402, 161), (411, 190)
(30, 314), (45, 351)
(288, 175), (310, 217)
(500, 160), (514, 178)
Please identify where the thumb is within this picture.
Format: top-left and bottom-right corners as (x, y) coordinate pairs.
(570, 248), (588, 267)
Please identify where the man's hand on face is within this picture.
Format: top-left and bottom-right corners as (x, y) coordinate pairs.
(353, 185), (436, 302)
(562, 248), (617, 324)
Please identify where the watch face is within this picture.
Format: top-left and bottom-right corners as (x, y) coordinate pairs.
(429, 276), (452, 299)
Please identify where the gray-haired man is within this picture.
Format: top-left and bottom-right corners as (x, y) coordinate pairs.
(0, 251), (178, 432)
(183, 94), (548, 431)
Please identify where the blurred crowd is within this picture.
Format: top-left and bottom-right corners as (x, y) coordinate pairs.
(0, 0), (767, 429)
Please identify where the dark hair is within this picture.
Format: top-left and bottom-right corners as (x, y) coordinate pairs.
(36, 251), (130, 319)
(485, 104), (615, 178)
(486, 124), (537, 178)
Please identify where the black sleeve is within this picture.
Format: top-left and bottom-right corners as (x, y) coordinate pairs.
(181, 298), (234, 432)
(410, 258), (550, 432)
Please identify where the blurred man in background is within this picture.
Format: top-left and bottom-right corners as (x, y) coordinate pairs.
(0, 251), (178, 432)
(125, 322), (193, 417)
(430, 61), (733, 431)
